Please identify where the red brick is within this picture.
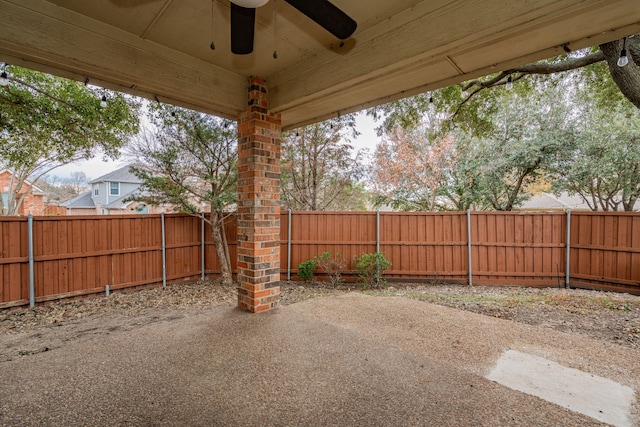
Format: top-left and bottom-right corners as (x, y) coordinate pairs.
(241, 283), (263, 292)
(251, 304), (269, 313)
(253, 289), (272, 298)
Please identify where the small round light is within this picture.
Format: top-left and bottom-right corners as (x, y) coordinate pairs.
(617, 49), (629, 67)
(100, 94), (107, 108)
(0, 70), (8, 87)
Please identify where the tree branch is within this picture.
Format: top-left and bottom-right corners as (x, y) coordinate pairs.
(461, 51), (605, 92)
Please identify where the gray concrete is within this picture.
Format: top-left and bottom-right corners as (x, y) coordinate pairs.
(1, 293), (638, 426)
(487, 350), (635, 427)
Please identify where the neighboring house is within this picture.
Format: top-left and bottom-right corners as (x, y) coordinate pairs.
(517, 192), (640, 211)
(0, 170), (46, 216)
(61, 165), (163, 215)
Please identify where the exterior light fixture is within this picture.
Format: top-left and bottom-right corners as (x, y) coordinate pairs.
(618, 37), (629, 67)
(506, 75), (513, 90)
(100, 92), (108, 108)
(0, 64), (8, 87)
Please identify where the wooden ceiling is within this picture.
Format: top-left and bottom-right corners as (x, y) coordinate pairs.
(0, 0), (639, 129)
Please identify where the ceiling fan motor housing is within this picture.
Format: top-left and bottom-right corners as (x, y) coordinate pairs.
(230, 0), (357, 54)
(230, 0), (269, 8)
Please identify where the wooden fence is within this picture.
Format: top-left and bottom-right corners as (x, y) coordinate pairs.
(1, 211), (639, 308)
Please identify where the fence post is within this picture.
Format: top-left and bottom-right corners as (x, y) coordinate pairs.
(376, 210), (381, 286)
(28, 214), (35, 308)
(287, 209), (292, 281)
(376, 210), (380, 253)
(201, 213), (205, 281)
(161, 212), (166, 288)
(467, 210), (473, 287)
(565, 210), (571, 288)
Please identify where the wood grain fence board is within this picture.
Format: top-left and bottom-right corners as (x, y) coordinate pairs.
(288, 212), (376, 274)
(0, 219), (27, 303)
(378, 212), (467, 280)
(617, 217), (630, 281)
(570, 213), (640, 292)
(633, 216), (640, 285)
(280, 212), (288, 274)
(469, 212), (567, 286)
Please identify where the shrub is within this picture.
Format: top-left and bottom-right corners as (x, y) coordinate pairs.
(314, 252), (347, 287)
(354, 252), (392, 288)
(297, 259), (317, 282)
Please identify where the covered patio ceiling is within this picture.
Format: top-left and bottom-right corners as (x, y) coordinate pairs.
(0, 0), (639, 130)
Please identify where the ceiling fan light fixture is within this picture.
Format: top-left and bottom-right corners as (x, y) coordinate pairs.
(231, 0), (269, 8)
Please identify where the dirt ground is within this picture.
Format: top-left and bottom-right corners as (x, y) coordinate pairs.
(1, 280), (639, 357)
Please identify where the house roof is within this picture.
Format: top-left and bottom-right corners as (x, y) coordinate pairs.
(60, 191), (95, 208)
(89, 165), (141, 185)
(0, 170), (46, 195)
(518, 192), (640, 211)
(104, 191), (139, 209)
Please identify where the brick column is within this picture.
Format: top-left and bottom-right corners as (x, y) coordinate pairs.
(236, 77), (281, 313)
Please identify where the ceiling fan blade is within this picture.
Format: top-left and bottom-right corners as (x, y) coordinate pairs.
(284, 0), (357, 40)
(230, 3), (256, 54)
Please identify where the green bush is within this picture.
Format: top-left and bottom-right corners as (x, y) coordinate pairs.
(314, 252), (347, 287)
(354, 252), (392, 288)
(297, 259), (317, 282)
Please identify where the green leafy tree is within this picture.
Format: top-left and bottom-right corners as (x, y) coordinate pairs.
(470, 78), (577, 210)
(368, 36), (640, 213)
(127, 105), (237, 285)
(281, 116), (367, 211)
(0, 64), (139, 215)
(555, 84), (640, 211)
(370, 76), (578, 211)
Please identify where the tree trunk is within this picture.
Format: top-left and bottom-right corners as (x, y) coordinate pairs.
(210, 210), (232, 285)
(600, 39), (640, 109)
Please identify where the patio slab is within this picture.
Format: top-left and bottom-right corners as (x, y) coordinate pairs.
(0, 293), (638, 426)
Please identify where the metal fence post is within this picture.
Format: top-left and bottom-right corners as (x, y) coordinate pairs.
(375, 210), (381, 253)
(376, 210), (381, 286)
(287, 209), (292, 281)
(467, 210), (473, 287)
(28, 214), (35, 308)
(201, 213), (205, 281)
(161, 212), (166, 288)
(565, 210), (571, 288)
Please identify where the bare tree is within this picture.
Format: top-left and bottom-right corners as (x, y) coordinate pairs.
(281, 116), (367, 211)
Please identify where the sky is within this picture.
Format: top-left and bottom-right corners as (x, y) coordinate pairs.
(49, 112), (381, 181)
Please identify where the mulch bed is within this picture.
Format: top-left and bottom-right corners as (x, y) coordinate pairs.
(1, 280), (639, 350)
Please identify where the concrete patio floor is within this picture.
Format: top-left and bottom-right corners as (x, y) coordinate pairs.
(0, 293), (638, 426)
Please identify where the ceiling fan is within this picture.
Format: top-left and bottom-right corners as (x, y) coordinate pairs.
(229, 0), (357, 55)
